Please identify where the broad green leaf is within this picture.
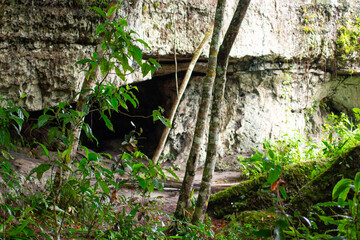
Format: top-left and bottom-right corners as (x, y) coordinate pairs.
(99, 58), (109, 76)
(250, 151), (264, 161)
(118, 18), (128, 27)
(354, 172), (360, 192)
(87, 152), (99, 161)
(38, 114), (52, 128)
(99, 180), (110, 195)
(130, 46), (142, 65)
(100, 112), (114, 131)
(333, 178), (352, 200)
(138, 178), (146, 190)
(110, 97), (119, 111)
(338, 186), (351, 202)
(96, 24), (106, 35)
(268, 149), (275, 160)
(267, 165), (282, 184)
(27, 163), (51, 181)
(107, 5), (117, 17)
(141, 63), (152, 77)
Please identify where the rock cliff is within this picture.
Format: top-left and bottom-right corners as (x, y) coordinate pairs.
(1, 0), (360, 165)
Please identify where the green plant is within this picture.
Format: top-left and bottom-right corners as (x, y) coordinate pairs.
(322, 112), (360, 158)
(0, 3), (174, 239)
(238, 131), (321, 179)
(336, 17), (360, 60)
(313, 172), (360, 239)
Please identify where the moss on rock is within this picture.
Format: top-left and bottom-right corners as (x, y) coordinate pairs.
(290, 146), (360, 214)
(207, 159), (327, 219)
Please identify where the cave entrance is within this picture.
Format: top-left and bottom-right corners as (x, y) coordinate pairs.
(83, 75), (177, 158)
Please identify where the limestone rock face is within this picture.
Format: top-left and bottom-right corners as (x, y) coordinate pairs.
(1, 0), (360, 165)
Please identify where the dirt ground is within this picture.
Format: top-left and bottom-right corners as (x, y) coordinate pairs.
(7, 148), (242, 219)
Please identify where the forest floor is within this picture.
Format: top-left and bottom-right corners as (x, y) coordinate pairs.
(9, 148), (243, 235)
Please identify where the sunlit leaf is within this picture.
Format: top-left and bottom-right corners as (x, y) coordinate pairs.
(354, 172), (360, 192)
(333, 178), (352, 200)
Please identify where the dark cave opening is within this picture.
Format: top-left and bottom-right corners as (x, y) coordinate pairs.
(82, 74), (180, 157)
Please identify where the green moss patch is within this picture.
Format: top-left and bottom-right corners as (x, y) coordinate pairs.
(290, 146), (360, 214)
(207, 159), (327, 219)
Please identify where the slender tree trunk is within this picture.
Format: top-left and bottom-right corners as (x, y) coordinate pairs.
(191, 0), (251, 224)
(174, 0), (227, 220)
(152, 24), (214, 164)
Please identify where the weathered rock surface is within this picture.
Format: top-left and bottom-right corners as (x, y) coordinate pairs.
(1, 0), (360, 165)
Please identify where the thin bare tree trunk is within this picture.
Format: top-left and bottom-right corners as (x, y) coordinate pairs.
(174, 0), (227, 220)
(191, 0), (251, 224)
(152, 24), (214, 164)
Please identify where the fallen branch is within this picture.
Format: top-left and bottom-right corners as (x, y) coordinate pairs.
(152, 23), (214, 164)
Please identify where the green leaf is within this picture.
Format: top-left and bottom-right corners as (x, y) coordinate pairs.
(100, 112), (114, 131)
(267, 165), (282, 184)
(279, 186), (287, 200)
(107, 5), (117, 17)
(109, 97), (119, 111)
(38, 114), (52, 128)
(91, 6), (106, 18)
(76, 59), (92, 65)
(141, 63), (153, 77)
(138, 178), (146, 190)
(332, 178), (352, 200)
(268, 149), (275, 160)
(27, 163), (51, 181)
(338, 186), (351, 202)
(96, 23), (106, 35)
(130, 46), (142, 65)
(37, 142), (49, 156)
(99, 180), (110, 195)
(83, 123), (98, 144)
(118, 18), (128, 27)
(123, 93), (137, 108)
(87, 152), (99, 161)
(136, 38), (150, 49)
(165, 168), (180, 181)
(10, 219), (30, 235)
(99, 58), (109, 76)
(354, 172), (360, 193)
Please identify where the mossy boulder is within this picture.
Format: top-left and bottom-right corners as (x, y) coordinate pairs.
(214, 210), (279, 240)
(207, 160), (327, 219)
(290, 146), (360, 214)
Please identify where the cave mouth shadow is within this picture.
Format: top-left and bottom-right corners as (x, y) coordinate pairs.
(81, 76), (175, 158)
